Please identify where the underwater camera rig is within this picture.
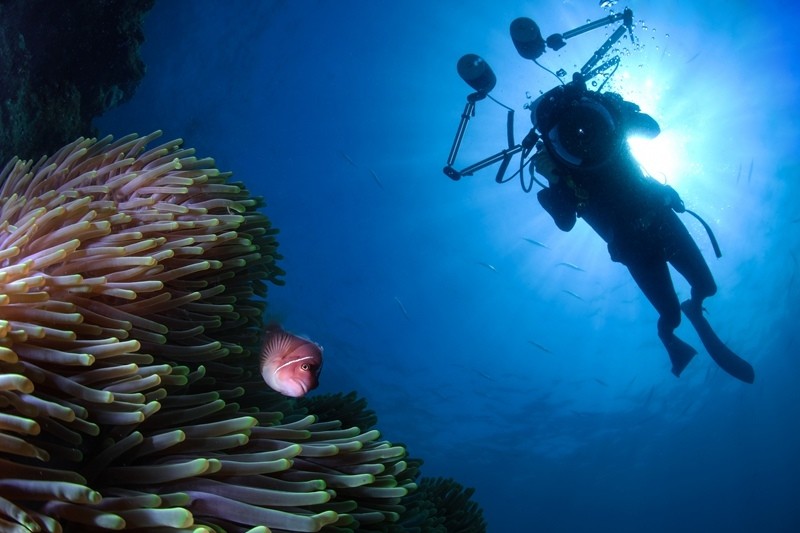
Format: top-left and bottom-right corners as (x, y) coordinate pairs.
(443, 8), (635, 191)
(442, 8), (723, 258)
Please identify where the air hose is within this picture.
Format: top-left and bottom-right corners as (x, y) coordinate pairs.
(685, 209), (722, 258)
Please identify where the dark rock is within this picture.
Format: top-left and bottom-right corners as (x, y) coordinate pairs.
(0, 0), (154, 164)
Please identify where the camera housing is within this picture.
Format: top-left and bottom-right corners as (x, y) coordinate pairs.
(533, 78), (622, 170)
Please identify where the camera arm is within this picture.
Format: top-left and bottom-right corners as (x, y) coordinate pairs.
(444, 94), (538, 182)
(443, 94), (481, 179)
(443, 8), (633, 185)
(579, 9), (633, 77)
(546, 8), (633, 52)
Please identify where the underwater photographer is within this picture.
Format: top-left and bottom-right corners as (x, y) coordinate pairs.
(444, 9), (754, 383)
(532, 73), (730, 379)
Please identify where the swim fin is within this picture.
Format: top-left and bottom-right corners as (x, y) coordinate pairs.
(681, 300), (755, 384)
(660, 333), (697, 377)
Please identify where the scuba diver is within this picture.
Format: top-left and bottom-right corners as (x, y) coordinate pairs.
(531, 74), (754, 383)
(443, 10), (754, 383)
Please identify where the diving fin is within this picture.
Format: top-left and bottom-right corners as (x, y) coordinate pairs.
(681, 300), (755, 384)
(660, 333), (697, 377)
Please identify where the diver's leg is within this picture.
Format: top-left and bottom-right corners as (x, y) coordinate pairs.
(662, 213), (755, 383)
(663, 211), (717, 309)
(626, 257), (697, 377)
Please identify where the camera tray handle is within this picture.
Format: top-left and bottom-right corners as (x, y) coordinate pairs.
(444, 96), (526, 182)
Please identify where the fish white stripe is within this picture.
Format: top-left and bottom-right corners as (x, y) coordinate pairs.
(272, 355), (317, 375)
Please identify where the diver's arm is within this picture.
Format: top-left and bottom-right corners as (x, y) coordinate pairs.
(533, 150), (578, 231)
(603, 92), (661, 139)
(613, 94), (681, 210)
(532, 149), (562, 185)
(626, 110), (660, 139)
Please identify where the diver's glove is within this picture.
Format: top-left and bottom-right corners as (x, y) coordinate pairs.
(537, 186), (578, 232)
(532, 149), (561, 185)
(663, 184), (685, 213)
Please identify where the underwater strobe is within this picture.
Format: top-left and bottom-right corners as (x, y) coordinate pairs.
(442, 54), (536, 183)
(443, 8), (635, 189)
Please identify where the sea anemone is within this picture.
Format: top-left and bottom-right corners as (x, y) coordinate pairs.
(398, 477), (487, 532)
(0, 133), (425, 532)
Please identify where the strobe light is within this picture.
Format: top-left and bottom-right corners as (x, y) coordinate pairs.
(510, 17), (546, 60)
(456, 53), (496, 95)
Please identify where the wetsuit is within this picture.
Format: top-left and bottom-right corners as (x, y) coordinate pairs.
(534, 88), (716, 372)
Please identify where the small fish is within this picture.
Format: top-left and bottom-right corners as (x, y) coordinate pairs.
(747, 158), (754, 183)
(476, 369), (495, 381)
(523, 237), (549, 249)
(557, 262), (585, 272)
(594, 378), (608, 387)
(528, 340), (552, 354)
(562, 289), (585, 302)
(394, 296), (410, 320)
(736, 162), (742, 184)
(339, 150), (359, 168)
(260, 324), (323, 397)
(686, 51), (701, 63)
(477, 261), (497, 272)
(368, 168), (385, 189)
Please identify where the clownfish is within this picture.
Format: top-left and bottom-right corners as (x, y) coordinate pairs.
(259, 324), (323, 397)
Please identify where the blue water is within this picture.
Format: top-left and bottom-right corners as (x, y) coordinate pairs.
(96, 1), (800, 531)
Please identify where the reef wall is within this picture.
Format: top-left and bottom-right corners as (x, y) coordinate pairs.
(0, 0), (154, 164)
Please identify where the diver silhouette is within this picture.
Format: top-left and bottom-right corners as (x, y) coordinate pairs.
(532, 74), (754, 383)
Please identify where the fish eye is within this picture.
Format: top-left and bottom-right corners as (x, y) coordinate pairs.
(300, 363), (310, 371)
